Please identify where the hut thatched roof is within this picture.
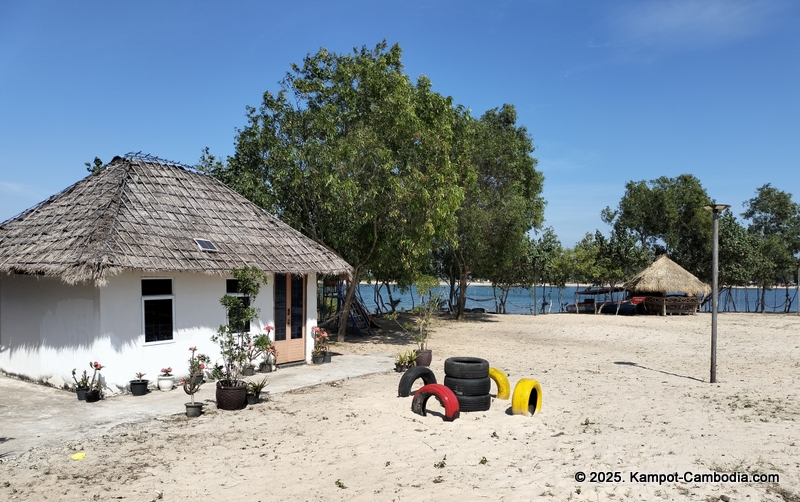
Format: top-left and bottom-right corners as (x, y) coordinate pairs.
(0, 153), (352, 284)
(624, 255), (710, 296)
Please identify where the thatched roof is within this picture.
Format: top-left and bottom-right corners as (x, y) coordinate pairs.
(624, 255), (710, 296)
(0, 153), (352, 285)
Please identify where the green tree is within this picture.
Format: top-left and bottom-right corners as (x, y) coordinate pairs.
(594, 228), (651, 312)
(605, 175), (712, 280)
(570, 233), (602, 285)
(441, 104), (545, 318)
(201, 42), (463, 340)
(527, 227), (561, 314)
(741, 183), (800, 312)
(717, 211), (761, 311)
(548, 246), (577, 311)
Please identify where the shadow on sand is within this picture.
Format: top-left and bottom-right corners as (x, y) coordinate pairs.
(614, 361), (706, 383)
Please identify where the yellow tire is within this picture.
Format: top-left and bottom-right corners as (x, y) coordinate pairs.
(488, 367), (510, 400)
(511, 378), (542, 416)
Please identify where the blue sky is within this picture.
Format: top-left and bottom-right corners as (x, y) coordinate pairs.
(1, 0), (798, 247)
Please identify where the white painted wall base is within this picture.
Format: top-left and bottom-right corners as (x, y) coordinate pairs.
(0, 270), (318, 392)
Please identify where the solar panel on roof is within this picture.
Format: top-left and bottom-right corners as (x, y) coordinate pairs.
(194, 238), (217, 252)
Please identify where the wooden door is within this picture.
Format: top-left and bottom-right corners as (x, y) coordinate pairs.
(273, 274), (306, 364)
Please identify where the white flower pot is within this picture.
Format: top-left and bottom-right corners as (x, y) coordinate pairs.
(157, 376), (175, 391)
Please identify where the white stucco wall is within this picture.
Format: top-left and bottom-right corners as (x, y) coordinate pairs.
(0, 273), (100, 385)
(306, 272), (318, 362)
(0, 270), (317, 392)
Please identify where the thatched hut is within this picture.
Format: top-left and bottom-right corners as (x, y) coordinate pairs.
(624, 255), (710, 315)
(0, 154), (351, 389)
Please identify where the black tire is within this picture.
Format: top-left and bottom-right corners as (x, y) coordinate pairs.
(398, 366), (437, 397)
(443, 376), (491, 396)
(455, 393), (492, 412)
(444, 357), (489, 379)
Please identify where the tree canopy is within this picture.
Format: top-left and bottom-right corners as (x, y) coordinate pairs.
(201, 41), (466, 339)
(741, 183), (800, 311)
(603, 174), (713, 280)
(440, 104), (545, 317)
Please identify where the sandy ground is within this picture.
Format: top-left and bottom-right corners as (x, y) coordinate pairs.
(1, 312), (798, 502)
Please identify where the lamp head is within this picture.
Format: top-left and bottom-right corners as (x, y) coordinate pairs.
(703, 204), (731, 212)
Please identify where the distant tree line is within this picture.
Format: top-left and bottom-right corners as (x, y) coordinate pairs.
(199, 41), (800, 323)
(602, 176), (800, 312)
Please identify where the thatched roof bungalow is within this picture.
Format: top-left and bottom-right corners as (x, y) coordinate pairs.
(624, 255), (710, 315)
(0, 153), (351, 390)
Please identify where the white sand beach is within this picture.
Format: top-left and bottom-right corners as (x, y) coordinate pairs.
(1, 312), (798, 501)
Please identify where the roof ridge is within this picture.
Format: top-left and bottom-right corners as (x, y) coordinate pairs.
(71, 160), (131, 276)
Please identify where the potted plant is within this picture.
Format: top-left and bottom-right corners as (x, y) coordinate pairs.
(157, 367), (175, 391)
(410, 275), (441, 367)
(394, 351), (408, 372)
(253, 327), (277, 372)
(85, 361), (104, 402)
(130, 372), (149, 396)
(212, 266), (266, 410)
(187, 346), (210, 387)
(394, 349), (416, 372)
(241, 331), (257, 376)
(246, 376), (269, 405)
(182, 346), (209, 417)
(311, 326), (329, 364)
(71, 368), (90, 400)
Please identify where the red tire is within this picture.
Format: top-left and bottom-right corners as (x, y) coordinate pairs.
(411, 384), (460, 422)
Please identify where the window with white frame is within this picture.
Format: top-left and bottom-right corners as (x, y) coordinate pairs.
(142, 278), (174, 343)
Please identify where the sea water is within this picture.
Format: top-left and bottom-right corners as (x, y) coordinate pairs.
(353, 283), (798, 315)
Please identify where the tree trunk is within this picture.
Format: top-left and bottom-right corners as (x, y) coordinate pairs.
(448, 275), (457, 313)
(760, 285), (766, 313)
(338, 268), (361, 342)
(456, 269), (469, 320)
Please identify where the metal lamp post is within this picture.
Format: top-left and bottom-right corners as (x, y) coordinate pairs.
(703, 203), (730, 383)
